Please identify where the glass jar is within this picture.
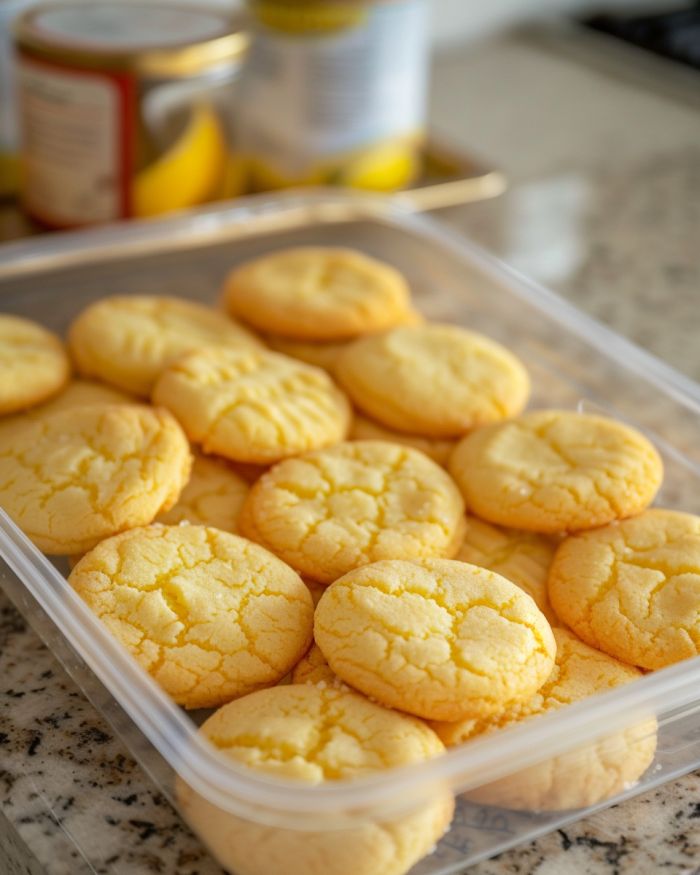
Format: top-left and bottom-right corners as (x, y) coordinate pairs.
(14, 2), (247, 228)
(237, 0), (430, 193)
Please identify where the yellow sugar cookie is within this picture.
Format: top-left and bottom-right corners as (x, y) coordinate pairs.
(0, 404), (191, 554)
(314, 558), (556, 722)
(156, 452), (248, 533)
(548, 509), (700, 669)
(0, 379), (133, 442)
(449, 410), (663, 533)
(223, 247), (413, 341)
(240, 441), (466, 584)
(70, 525), (314, 709)
(69, 295), (261, 396)
(433, 629), (657, 811)
(456, 515), (558, 624)
(335, 324), (530, 438)
(0, 314), (70, 415)
(177, 685), (453, 875)
(350, 413), (456, 467)
(291, 643), (338, 686)
(153, 346), (351, 465)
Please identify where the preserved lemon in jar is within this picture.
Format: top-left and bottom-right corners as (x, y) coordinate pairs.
(238, 0), (429, 193)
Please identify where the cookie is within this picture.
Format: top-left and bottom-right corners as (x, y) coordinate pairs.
(456, 515), (558, 624)
(291, 643), (338, 686)
(152, 346), (351, 465)
(548, 509), (700, 669)
(314, 558), (556, 721)
(70, 525), (314, 709)
(335, 324), (530, 438)
(0, 404), (191, 554)
(0, 379), (133, 443)
(176, 685), (453, 875)
(68, 295), (261, 396)
(350, 413), (455, 467)
(223, 247), (412, 341)
(449, 409), (663, 533)
(156, 452), (249, 533)
(0, 314), (70, 415)
(433, 628), (657, 811)
(239, 441), (466, 584)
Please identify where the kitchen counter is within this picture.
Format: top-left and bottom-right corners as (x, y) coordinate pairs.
(2, 27), (700, 875)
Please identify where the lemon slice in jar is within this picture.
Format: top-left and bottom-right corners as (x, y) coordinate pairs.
(340, 139), (421, 192)
(133, 103), (227, 217)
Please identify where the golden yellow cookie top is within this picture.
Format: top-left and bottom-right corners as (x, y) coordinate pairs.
(433, 627), (643, 745)
(335, 324), (530, 438)
(0, 314), (70, 415)
(291, 643), (339, 687)
(456, 515), (558, 624)
(70, 525), (314, 709)
(178, 685), (453, 875)
(153, 346), (351, 465)
(240, 441), (466, 584)
(314, 558), (556, 722)
(350, 413), (455, 467)
(548, 509), (700, 669)
(449, 409), (663, 533)
(0, 404), (191, 554)
(68, 295), (261, 396)
(156, 452), (249, 533)
(0, 379), (134, 443)
(223, 247), (412, 341)
(196, 683), (444, 783)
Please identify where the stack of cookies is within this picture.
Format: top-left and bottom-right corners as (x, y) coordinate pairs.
(0, 245), (697, 875)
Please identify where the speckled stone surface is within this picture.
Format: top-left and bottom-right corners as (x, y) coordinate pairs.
(2, 29), (700, 875)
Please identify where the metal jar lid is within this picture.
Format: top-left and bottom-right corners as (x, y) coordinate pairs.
(14, 2), (248, 77)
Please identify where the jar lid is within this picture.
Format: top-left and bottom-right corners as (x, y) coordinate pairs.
(15, 2), (248, 76)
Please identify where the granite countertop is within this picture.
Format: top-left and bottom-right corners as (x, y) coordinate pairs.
(2, 27), (700, 875)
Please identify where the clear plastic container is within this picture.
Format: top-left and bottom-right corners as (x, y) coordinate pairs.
(0, 192), (699, 875)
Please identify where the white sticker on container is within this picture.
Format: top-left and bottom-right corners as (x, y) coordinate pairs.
(18, 59), (124, 225)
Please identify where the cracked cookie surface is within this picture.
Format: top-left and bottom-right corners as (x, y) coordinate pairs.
(223, 247), (413, 341)
(449, 409), (663, 533)
(432, 628), (657, 811)
(239, 441), (466, 583)
(314, 558), (556, 721)
(455, 515), (558, 624)
(69, 295), (261, 396)
(153, 346), (351, 464)
(336, 324), (530, 438)
(156, 452), (248, 533)
(548, 509), (700, 669)
(70, 525), (314, 708)
(0, 404), (191, 554)
(0, 314), (70, 414)
(292, 643), (338, 686)
(350, 413), (455, 466)
(177, 684), (453, 875)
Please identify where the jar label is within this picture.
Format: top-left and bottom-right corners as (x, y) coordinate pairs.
(17, 57), (133, 226)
